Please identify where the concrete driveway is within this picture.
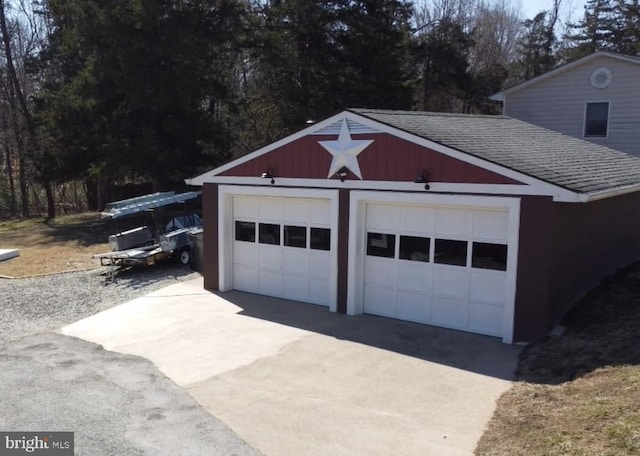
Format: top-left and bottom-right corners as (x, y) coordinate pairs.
(63, 278), (521, 456)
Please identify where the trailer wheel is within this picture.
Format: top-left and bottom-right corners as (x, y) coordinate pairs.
(179, 249), (191, 266)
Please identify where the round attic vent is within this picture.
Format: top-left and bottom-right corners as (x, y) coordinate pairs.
(590, 67), (612, 89)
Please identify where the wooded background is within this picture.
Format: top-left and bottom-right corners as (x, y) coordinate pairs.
(0, 0), (637, 219)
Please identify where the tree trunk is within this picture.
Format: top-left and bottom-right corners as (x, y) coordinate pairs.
(2, 112), (17, 216)
(0, 0), (54, 218)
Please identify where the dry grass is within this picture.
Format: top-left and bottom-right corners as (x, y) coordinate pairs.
(476, 263), (640, 456)
(0, 213), (112, 277)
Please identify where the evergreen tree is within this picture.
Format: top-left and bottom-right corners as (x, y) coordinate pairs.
(516, 11), (558, 80)
(564, 0), (617, 60)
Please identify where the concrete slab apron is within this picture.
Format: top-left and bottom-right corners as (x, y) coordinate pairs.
(63, 278), (518, 456)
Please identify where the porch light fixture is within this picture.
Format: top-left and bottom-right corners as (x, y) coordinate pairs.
(414, 169), (430, 190)
(261, 168), (275, 185)
(335, 166), (349, 182)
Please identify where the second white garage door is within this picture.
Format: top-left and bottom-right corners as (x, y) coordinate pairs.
(232, 196), (333, 306)
(363, 203), (512, 337)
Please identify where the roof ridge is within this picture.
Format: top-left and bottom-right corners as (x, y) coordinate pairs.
(349, 108), (510, 120)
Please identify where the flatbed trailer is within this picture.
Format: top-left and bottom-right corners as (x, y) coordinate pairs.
(93, 244), (171, 280)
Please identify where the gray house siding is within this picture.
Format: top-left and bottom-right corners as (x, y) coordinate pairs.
(504, 55), (640, 157)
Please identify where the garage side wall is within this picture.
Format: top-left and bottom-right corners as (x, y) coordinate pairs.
(548, 192), (640, 320)
(202, 183), (219, 291)
(514, 196), (554, 342)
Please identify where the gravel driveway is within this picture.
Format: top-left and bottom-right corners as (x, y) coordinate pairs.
(0, 264), (199, 342)
(0, 265), (262, 456)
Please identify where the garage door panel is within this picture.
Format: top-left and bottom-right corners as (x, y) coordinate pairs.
(469, 271), (506, 304)
(397, 262), (430, 293)
(233, 264), (258, 292)
(259, 270), (284, 296)
(283, 274), (309, 301)
(362, 201), (512, 340)
(432, 267), (469, 299)
(432, 296), (468, 329)
(309, 252), (331, 278)
(283, 249), (310, 275)
(400, 207), (434, 234)
(364, 286), (396, 316)
(234, 242), (257, 265)
(367, 204), (399, 231)
(309, 277), (331, 306)
(258, 198), (284, 221)
(258, 246), (283, 270)
(435, 208), (472, 237)
(468, 302), (503, 336)
(364, 258), (396, 287)
(397, 292), (431, 322)
(283, 199), (310, 224)
(234, 197), (258, 219)
(309, 200), (331, 225)
(233, 195), (334, 309)
(473, 211), (508, 241)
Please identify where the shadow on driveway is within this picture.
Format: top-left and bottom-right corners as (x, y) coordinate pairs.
(215, 290), (521, 381)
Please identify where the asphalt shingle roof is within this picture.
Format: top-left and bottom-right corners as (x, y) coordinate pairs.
(350, 108), (640, 195)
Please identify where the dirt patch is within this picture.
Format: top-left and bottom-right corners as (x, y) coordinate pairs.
(476, 262), (640, 456)
(0, 213), (112, 277)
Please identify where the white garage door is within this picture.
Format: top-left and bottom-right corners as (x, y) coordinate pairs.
(232, 196), (333, 306)
(363, 203), (511, 337)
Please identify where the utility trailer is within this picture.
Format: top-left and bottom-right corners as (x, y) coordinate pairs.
(93, 191), (202, 278)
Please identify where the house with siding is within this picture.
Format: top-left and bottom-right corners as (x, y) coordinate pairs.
(490, 52), (640, 157)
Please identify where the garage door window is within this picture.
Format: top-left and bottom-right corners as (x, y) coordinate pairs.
(235, 221), (256, 242)
(367, 233), (396, 258)
(310, 228), (331, 251)
(399, 236), (430, 262)
(259, 223), (280, 245)
(284, 225), (307, 248)
(434, 239), (467, 266)
(472, 242), (507, 271)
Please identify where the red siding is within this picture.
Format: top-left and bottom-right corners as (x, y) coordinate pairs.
(220, 133), (521, 185)
(514, 192), (640, 342)
(202, 183), (219, 291)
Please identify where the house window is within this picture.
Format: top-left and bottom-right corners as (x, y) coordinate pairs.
(584, 102), (609, 137)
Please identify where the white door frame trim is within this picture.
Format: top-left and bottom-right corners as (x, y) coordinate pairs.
(347, 191), (520, 343)
(218, 185), (340, 312)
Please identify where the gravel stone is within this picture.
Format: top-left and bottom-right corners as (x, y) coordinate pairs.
(0, 264), (200, 342)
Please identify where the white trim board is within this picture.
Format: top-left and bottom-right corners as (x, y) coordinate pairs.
(217, 185), (340, 312)
(346, 191), (519, 343)
(194, 176), (577, 202)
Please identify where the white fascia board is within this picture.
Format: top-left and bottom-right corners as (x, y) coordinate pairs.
(580, 182), (640, 202)
(195, 176), (580, 202)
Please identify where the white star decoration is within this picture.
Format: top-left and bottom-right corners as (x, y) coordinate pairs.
(319, 119), (373, 180)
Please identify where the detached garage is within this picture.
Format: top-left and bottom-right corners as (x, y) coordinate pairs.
(187, 109), (640, 343)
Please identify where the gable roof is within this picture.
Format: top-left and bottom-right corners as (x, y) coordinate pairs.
(490, 51), (640, 101)
(188, 108), (640, 202)
(350, 108), (640, 196)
